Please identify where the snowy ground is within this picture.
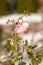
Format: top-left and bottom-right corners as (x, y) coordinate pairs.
(0, 13), (42, 25)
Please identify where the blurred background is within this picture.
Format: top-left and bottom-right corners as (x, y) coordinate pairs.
(0, 0), (42, 16)
(0, 0), (43, 16)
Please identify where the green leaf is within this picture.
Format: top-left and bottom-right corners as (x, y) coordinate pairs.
(28, 45), (37, 49)
(25, 40), (28, 46)
(32, 45), (37, 49)
(31, 59), (38, 65)
(19, 62), (26, 65)
(11, 59), (15, 65)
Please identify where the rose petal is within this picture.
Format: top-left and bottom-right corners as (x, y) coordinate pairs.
(16, 25), (29, 34)
(15, 24), (22, 31)
(15, 23), (29, 34)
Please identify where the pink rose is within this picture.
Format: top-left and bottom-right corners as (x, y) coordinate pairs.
(15, 23), (29, 34)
